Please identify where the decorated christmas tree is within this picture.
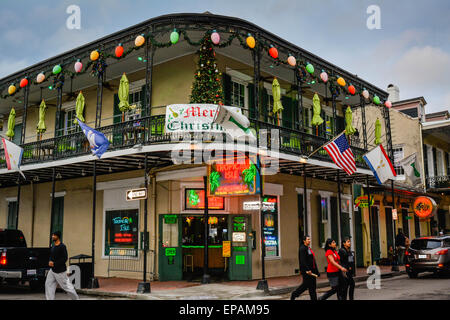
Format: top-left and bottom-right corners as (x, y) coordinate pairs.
(190, 33), (224, 104)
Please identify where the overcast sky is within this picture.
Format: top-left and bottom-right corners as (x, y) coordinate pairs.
(0, 0), (449, 113)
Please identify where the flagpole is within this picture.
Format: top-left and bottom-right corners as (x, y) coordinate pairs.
(306, 130), (346, 158)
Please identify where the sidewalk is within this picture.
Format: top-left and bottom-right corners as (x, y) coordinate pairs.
(77, 265), (406, 300)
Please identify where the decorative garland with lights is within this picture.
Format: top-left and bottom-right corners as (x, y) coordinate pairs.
(1, 27), (391, 108)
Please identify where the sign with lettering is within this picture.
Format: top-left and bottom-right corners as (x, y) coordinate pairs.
(222, 241), (231, 257)
(413, 196), (437, 218)
(392, 209), (398, 220)
(185, 188), (224, 210)
(165, 104), (243, 134)
(232, 232), (246, 242)
(126, 188), (147, 201)
(354, 195), (374, 208)
(208, 156), (261, 196)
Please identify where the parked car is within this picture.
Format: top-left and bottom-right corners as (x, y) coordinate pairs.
(405, 235), (450, 278)
(0, 229), (51, 291)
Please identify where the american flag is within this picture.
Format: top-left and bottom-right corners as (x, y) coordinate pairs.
(323, 133), (356, 175)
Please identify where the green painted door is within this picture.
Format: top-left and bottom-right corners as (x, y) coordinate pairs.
(340, 211), (351, 241)
(7, 201), (18, 229)
(50, 197), (64, 241)
(353, 184), (364, 267)
(370, 207), (381, 263)
(330, 197), (339, 243)
(228, 215), (252, 280)
(385, 208), (394, 253)
(158, 215), (182, 281)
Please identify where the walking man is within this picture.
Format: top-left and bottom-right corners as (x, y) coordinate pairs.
(45, 231), (79, 300)
(395, 229), (406, 266)
(290, 235), (320, 300)
(338, 237), (356, 300)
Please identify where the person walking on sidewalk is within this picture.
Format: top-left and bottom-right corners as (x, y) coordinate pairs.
(290, 235), (320, 300)
(338, 237), (355, 300)
(395, 229), (406, 266)
(319, 238), (347, 300)
(45, 231), (79, 300)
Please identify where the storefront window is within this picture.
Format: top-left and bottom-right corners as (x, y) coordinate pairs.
(104, 209), (139, 257)
(182, 215), (228, 246)
(262, 196), (279, 258)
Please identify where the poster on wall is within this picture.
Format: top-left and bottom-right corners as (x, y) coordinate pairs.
(262, 196), (279, 257)
(207, 156), (261, 196)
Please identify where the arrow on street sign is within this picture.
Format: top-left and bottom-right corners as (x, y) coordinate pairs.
(126, 188), (147, 201)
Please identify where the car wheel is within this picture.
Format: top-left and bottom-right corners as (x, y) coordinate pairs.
(407, 270), (418, 278)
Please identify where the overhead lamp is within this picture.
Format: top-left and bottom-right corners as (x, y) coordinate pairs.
(109, 167), (112, 173)
(56, 172), (62, 179)
(81, 169), (86, 176)
(299, 155), (308, 163)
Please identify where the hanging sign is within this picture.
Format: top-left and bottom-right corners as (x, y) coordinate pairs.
(413, 196), (437, 218)
(165, 104), (242, 134)
(126, 188), (147, 201)
(354, 195), (374, 208)
(185, 189), (224, 210)
(207, 156), (261, 196)
(392, 209), (398, 220)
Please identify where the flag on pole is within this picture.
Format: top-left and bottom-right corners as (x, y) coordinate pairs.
(1, 137), (26, 179)
(213, 105), (256, 141)
(363, 144), (396, 184)
(323, 132), (356, 175)
(76, 118), (110, 158)
(399, 153), (421, 186)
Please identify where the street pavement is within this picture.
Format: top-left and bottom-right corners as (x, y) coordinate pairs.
(284, 272), (450, 300)
(0, 272), (448, 300)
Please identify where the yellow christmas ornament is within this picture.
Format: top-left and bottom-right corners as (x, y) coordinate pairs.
(337, 77), (346, 87)
(8, 84), (16, 95)
(135, 34), (145, 47)
(90, 50), (99, 61)
(246, 34), (256, 49)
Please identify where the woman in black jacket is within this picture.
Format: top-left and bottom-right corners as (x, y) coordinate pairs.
(290, 235), (320, 300)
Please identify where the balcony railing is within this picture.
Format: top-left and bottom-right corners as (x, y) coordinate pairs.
(0, 114), (369, 170)
(426, 175), (450, 190)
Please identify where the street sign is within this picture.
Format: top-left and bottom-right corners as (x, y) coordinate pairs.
(126, 188), (147, 201)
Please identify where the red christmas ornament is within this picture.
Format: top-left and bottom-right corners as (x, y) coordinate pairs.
(20, 78), (29, 88)
(348, 85), (356, 95)
(115, 44), (124, 58)
(269, 46), (278, 59)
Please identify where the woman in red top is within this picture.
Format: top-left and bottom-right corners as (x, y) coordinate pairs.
(319, 238), (347, 300)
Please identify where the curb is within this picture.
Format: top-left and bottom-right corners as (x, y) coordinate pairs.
(76, 271), (407, 300)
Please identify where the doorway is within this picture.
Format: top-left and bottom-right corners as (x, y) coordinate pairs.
(370, 207), (381, 263)
(385, 208), (394, 255)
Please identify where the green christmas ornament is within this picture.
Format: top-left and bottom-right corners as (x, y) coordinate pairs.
(170, 29), (179, 44)
(52, 65), (62, 74)
(306, 63), (314, 74)
(373, 95), (381, 105)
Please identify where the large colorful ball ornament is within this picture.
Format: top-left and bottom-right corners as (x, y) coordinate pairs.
(211, 30), (220, 45)
(348, 85), (356, 95)
(246, 34), (255, 48)
(170, 29), (179, 44)
(362, 89), (369, 99)
(8, 84), (16, 95)
(115, 44), (124, 58)
(135, 34), (145, 47)
(337, 77), (346, 87)
(373, 95), (381, 105)
(20, 78), (28, 88)
(287, 55), (296, 67)
(306, 63), (314, 74)
(320, 71), (328, 83)
(74, 60), (83, 73)
(269, 45), (278, 59)
(52, 65), (62, 75)
(385, 100), (392, 108)
(90, 50), (99, 61)
(36, 72), (45, 83)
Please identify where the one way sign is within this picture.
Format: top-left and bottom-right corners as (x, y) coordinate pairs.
(126, 188), (147, 201)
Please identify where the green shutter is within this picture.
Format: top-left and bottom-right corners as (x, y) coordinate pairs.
(51, 197), (64, 241)
(113, 94), (121, 123)
(12, 124), (22, 144)
(281, 96), (293, 129)
(336, 116), (345, 134)
(7, 201), (18, 229)
(223, 73), (232, 105)
(261, 88), (269, 122)
(318, 195), (325, 247)
(248, 83), (255, 119)
(141, 85), (147, 117)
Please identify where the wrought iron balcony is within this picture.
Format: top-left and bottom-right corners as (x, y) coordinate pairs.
(0, 114), (369, 170)
(426, 175), (450, 190)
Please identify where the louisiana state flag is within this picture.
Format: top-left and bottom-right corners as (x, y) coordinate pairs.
(363, 144), (396, 184)
(1, 137), (26, 178)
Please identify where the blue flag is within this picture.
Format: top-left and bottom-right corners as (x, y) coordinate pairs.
(76, 118), (110, 158)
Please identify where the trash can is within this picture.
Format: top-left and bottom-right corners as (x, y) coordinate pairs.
(69, 254), (93, 289)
